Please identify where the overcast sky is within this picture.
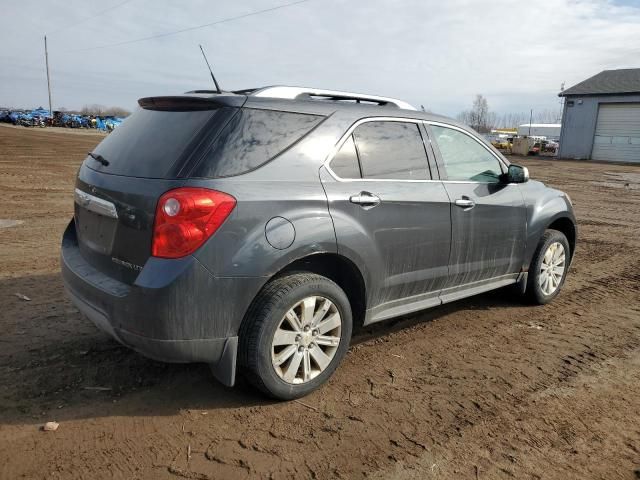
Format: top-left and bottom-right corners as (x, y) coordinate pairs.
(1, 0), (639, 117)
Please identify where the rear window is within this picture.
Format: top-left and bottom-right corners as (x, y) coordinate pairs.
(90, 107), (229, 178)
(192, 108), (323, 178)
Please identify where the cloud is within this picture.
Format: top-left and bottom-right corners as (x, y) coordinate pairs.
(0, 0), (639, 116)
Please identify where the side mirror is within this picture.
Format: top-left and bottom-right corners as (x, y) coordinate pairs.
(505, 164), (529, 183)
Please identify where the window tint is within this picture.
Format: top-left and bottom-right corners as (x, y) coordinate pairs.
(194, 108), (323, 178)
(353, 121), (430, 180)
(91, 107), (224, 178)
(431, 125), (503, 182)
(330, 135), (361, 178)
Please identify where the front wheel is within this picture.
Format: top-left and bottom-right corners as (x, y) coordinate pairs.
(239, 273), (352, 400)
(526, 229), (571, 304)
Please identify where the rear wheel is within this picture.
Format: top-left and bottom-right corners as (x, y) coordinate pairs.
(239, 273), (352, 400)
(526, 229), (570, 304)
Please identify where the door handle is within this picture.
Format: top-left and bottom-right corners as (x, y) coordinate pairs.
(349, 191), (381, 208)
(454, 198), (475, 209)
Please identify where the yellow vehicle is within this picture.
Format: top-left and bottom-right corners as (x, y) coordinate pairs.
(491, 137), (513, 150)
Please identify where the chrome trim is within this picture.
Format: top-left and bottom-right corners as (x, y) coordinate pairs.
(252, 86), (417, 111)
(350, 191), (381, 209)
(74, 188), (118, 219)
(322, 117), (514, 185)
(441, 180), (505, 184)
(454, 198), (475, 209)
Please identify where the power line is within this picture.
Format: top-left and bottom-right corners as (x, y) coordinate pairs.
(47, 0), (136, 35)
(61, 0), (315, 54)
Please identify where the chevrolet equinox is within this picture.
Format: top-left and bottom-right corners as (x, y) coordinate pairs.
(61, 86), (577, 399)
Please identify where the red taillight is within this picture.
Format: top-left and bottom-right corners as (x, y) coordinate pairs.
(152, 187), (236, 259)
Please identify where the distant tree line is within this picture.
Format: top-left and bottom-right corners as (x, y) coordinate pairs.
(0, 104), (131, 117)
(454, 94), (561, 133)
(55, 104), (131, 117)
(79, 104), (131, 117)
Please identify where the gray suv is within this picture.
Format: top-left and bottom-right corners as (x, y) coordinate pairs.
(61, 86), (576, 399)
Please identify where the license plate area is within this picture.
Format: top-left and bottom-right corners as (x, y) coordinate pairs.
(76, 208), (118, 255)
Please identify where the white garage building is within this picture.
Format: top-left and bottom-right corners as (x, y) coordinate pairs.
(558, 68), (640, 162)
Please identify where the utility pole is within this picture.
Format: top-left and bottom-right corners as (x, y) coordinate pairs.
(559, 82), (565, 123)
(528, 109), (533, 136)
(44, 35), (53, 116)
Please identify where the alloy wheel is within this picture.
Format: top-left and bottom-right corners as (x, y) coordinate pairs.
(271, 296), (342, 384)
(539, 241), (566, 296)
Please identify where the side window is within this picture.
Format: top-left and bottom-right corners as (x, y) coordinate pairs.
(430, 125), (503, 182)
(193, 109), (323, 178)
(352, 121), (430, 180)
(330, 135), (361, 178)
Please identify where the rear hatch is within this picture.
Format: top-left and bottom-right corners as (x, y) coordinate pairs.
(73, 95), (245, 284)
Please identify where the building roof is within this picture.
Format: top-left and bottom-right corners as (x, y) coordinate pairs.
(559, 68), (640, 97)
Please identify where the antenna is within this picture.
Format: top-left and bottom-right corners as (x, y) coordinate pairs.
(198, 44), (222, 93)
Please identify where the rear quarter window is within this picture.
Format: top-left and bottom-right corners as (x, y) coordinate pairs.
(192, 108), (323, 178)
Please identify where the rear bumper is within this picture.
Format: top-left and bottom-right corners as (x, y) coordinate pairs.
(60, 221), (264, 385)
(64, 286), (232, 363)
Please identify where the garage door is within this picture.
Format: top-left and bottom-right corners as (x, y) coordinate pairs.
(591, 104), (640, 162)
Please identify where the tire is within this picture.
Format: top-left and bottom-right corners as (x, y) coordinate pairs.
(238, 273), (353, 400)
(526, 229), (571, 305)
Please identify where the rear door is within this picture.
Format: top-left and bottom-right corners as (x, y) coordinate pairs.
(427, 123), (526, 298)
(322, 119), (451, 322)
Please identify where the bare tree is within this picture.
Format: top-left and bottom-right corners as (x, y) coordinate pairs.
(533, 109), (562, 124)
(471, 94), (490, 132)
(458, 101), (563, 131)
(456, 110), (471, 125)
(104, 107), (131, 117)
(457, 94), (494, 133)
(79, 104), (130, 117)
(80, 104), (101, 115)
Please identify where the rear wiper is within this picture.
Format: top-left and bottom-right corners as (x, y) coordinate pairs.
(87, 151), (109, 166)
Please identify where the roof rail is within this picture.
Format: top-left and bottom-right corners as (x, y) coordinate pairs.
(250, 86), (417, 111)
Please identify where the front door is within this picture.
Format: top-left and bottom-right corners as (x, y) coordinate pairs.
(427, 123), (527, 298)
(322, 119), (451, 323)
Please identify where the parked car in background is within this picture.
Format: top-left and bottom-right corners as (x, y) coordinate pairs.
(541, 140), (560, 156)
(61, 86), (577, 399)
(532, 141), (541, 154)
(491, 136), (513, 151)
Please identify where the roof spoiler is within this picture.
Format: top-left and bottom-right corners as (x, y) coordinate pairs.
(138, 95), (246, 111)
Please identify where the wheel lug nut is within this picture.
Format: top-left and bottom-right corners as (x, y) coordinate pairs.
(295, 334), (302, 342)
(303, 325), (310, 332)
(312, 330), (319, 336)
(298, 346), (304, 352)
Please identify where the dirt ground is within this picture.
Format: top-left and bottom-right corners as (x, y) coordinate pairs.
(0, 124), (639, 480)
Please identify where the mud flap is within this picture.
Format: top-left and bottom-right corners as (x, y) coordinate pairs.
(210, 336), (238, 387)
(515, 271), (528, 295)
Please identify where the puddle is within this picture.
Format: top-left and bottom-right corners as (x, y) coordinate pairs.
(0, 219), (24, 229)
